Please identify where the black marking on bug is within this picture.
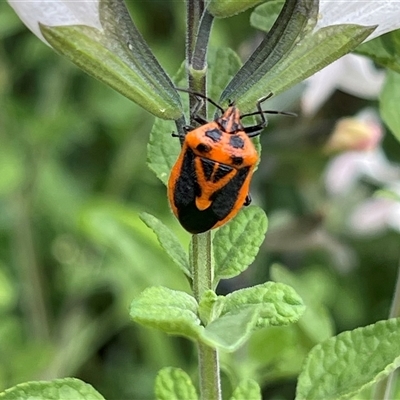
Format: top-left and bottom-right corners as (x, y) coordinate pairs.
(196, 143), (211, 153)
(229, 135), (245, 149)
(205, 128), (222, 142)
(173, 148), (198, 209)
(201, 158), (215, 181)
(231, 156), (244, 166)
(212, 163), (233, 183)
(175, 165), (251, 234)
(209, 166), (251, 218)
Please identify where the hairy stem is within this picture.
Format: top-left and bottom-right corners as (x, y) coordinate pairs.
(186, 2), (221, 398)
(191, 233), (221, 400)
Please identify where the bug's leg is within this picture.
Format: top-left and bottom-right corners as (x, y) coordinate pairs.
(171, 124), (194, 139)
(242, 93), (272, 136)
(244, 194), (252, 206)
(243, 126), (264, 138)
(188, 95), (209, 125)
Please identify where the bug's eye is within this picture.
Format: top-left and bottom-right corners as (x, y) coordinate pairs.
(196, 143), (211, 153)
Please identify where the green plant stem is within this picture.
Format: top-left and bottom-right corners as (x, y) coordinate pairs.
(373, 258), (400, 400)
(192, 10), (214, 71)
(12, 189), (50, 341)
(186, 2), (220, 398)
(191, 233), (221, 400)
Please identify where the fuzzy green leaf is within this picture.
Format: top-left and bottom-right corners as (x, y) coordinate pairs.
(221, 0), (375, 113)
(207, 0), (264, 18)
(201, 282), (304, 351)
(250, 0), (285, 33)
(271, 264), (334, 343)
(155, 367), (198, 400)
(233, 24), (376, 111)
(207, 47), (243, 103)
(201, 305), (260, 351)
(223, 282), (305, 328)
(40, 0), (182, 120)
(221, 0), (318, 110)
(230, 379), (262, 400)
(147, 63), (186, 185)
(130, 286), (202, 340)
(147, 118), (181, 185)
(356, 29), (400, 74)
(380, 70), (400, 143)
(296, 318), (400, 400)
(214, 206), (267, 282)
(0, 378), (105, 400)
(140, 212), (190, 277)
(198, 290), (225, 325)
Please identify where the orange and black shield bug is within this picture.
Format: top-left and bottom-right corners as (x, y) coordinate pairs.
(168, 89), (293, 234)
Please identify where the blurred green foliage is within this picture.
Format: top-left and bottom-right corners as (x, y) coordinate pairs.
(1, 2), (400, 399)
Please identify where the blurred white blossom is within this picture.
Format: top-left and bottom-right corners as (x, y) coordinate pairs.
(324, 108), (383, 153)
(302, 0), (400, 115)
(325, 148), (400, 197)
(8, 0), (102, 43)
(324, 110), (400, 235)
(317, 0), (400, 41)
(302, 54), (385, 115)
(350, 192), (400, 235)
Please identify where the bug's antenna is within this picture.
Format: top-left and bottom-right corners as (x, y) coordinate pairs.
(242, 109), (297, 118)
(176, 87), (224, 113)
(241, 93), (297, 119)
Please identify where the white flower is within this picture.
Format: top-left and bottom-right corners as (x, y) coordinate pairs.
(350, 195), (400, 235)
(325, 148), (400, 197)
(323, 107), (400, 235)
(317, 0), (400, 41)
(301, 54), (385, 115)
(326, 149), (400, 235)
(302, 0), (400, 115)
(324, 108), (383, 153)
(8, 0), (102, 43)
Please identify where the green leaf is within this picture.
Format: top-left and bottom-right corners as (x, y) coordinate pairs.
(214, 206), (268, 281)
(221, 0), (318, 110)
(207, 47), (243, 103)
(40, 0), (182, 120)
(198, 290), (226, 325)
(0, 378), (105, 400)
(201, 282), (304, 351)
(230, 379), (261, 400)
(155, 367), (198, 400)
(147, 47), (242, 185)
(250, 0), (285, 33)
(223, 282), (305, 328)
(147, 118), (181, 185)
(271, 264), (334, 343)
(248, 326), (310, 381)
(147, 63), (186, 185)
(207, 0), (264, 18)
(232, 24), (376, 111)
(130, 286), (202, 340)
(201, 305), (260, 351)
(380, 70), (400, 142)
(140, 212), (190, 277)
(296, 318), (400, 400)
(356, 29), (400, 74)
